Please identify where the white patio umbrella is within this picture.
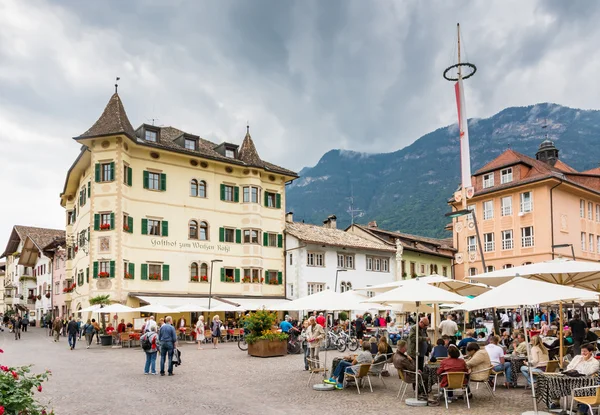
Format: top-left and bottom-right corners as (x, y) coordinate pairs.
(355, 274), (490, 296)
(206, 302), (245, 312)
(135, 304), (175, 314)
(173, 303), (209, 313)
(98, 304), (136, 314)
(364, 281), (465, 406)
(451, 276), (599, 415)
(267, 289), (352, 312)
(80, 304), (103, 313)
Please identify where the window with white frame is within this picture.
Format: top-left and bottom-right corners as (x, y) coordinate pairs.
(420, 264), (425, 274)
(484, 233), (495, 252)
(502, 230), (514, 250)
(366, 257), (373, 271)
(375, 258), (381, 271)
(468, 268), (477, 276)
(345, 255), (354, 269)
(580, 199), (585, 218)
(589, 202), (593, 220)
(597, 205), (600, 222)
(597, 236), (600, 254)
(467, 236), (477, 252)
(590, 234), (595, 253)
(307, 252), (324, 267)
(243, 186), (260, 203)
(485, 265), (495, 272)
(501, 196), (512, 216)
(501, 168), (513, 184)
(483, 200), (494, 220)
(467, 204), (475, 221)
(520, 192), (533, 213)
(337, 254), (345, 268)
(521, 226), (534, 247)
(582, 232), (587, 251)
(442, 266), (447, 277)
(503, 264), (513, 269)
(483, 173), (494, 188)
(382, 259), (389, 272)
(307, 283), (325, 296)
(243, 229), (260, 244)
(307, 253), (314, 266)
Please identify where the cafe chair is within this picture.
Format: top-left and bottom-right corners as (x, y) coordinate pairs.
(490, 368), (503, 392)
(570, 385), (600, 415)
(367, 360), (387, 388)
(396, 368), (427, 400)
(119, 333), (131, 348)
(440, 372), (470, 410)
(545, 360), (559, 374)
(306, 357), (328, 386)
(469, 366), (495, 397)
(344, 363), (373, 394)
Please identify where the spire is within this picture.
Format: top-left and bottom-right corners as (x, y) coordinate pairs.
(238, 124), (262, 166)
(78, 92), (135, 139)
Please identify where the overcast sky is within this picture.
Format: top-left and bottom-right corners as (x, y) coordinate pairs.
(1, 0), (599, 247)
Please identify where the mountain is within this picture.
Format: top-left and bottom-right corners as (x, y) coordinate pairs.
(286, 103), (600, 238)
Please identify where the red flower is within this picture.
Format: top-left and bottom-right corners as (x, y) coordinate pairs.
(41, 411), (46, 415)
(11, 371), (18, 379)
(38, 385), (43, 392)
(0, 348), (3, 353)
(0, 365), (9, 372)
(0, 405), (4, 415)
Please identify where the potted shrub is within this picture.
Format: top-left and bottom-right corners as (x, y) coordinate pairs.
(190, 275), (199, 282)
(98, 271), (109, 278)
(200, 275), (208, 282)
(241, 309), (288, 358)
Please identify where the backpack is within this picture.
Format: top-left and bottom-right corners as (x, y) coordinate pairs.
(141, 333), (152, 351)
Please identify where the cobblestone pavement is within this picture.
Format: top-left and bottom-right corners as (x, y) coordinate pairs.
(1, 328), (538, 415)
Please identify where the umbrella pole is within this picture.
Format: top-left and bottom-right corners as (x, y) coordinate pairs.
(559, 302), (564, 368)
(521, 305), (551, 415)
(313, 310), (333, 391)
(433, 304), (439, 343)
(406, 302), (427, 407)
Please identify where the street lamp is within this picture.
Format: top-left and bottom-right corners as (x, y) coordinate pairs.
(334, 269), (348, 292)
(208, 259), (223, 310)
(552, 244), (575, 261)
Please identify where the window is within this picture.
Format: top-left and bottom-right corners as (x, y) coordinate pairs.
(190, 263), (198, 280)
(190, 179), (198, 197)
(199, 222), (208, 240)
(100, 162), (114, 182)
(503, 264), (513, 269)
(149, 264), (162, 280)
(123, 163), (132, 186)
(145, 129), (157, 142)
(469, 268), (477, 277)
(582, 232), (587, 251)
(54, 282), (60, 295)
(222, 185), (235, 202)
(225, 148), (235, 158)
(337, 254), (345, 268)
(189, 220), (198, 239)
(224, 228), (235, 243)
(590, 234), (595, 253)
(467, 204), (475, 221)
(467, 236), (477, 252)
(521, 226), (534, 247)
(501, 230), (514, 250)
(243, 229), (260, 244)
(100, 213), (111, 229)
(265, 232), (280, 247)
(190, 179), (207, 198)
(289, 253), (293, 265)
(243, 186), (260, 203)
(597, 205), (600, 222)
(185, 138), (197, 150)
(580, 199), (585, 218)
(79, 186), (87, 206)
(483, 200), (494, 220)
(266, 192), (276, 208)
(484, 233), (495, 252)
(500, 168), (513, 184)
(99, 261), (110, 275)
(338, 254), (355, 269)
(501, 196), (512, 216)
(485, 265), (495, 272)
(307, 283), (325, 296)
(148, 219), (161, 236)
(483, 173), (494, 188)
(266, 270), (279, 285)
(366, 257), (373, 271)
(315, 253), (325, 267)
(200, 263), (208, 278)
(597, 236), (600, 254)
(520, 192), (533, 213)
(375, 259), (381, 272)
(123, 214), (132, 233)
(67, 211), (75, 225)
(382, 259), (389, 272)
(589, 202), (593, 220)
(345, 255), (354, 269)
(420, 264), (425, 274)
(442, 266), (448, 277)
(523, 262), (533, 265)
(147, 172), (160, 190)
(78, 229), (86, 247)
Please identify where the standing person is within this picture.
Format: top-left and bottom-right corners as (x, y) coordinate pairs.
(195, 316), (205, 350)
(67, 317), (79, 350)
(568, 314), (587, 355)
(211, 315), (222, 349)
(300, 320), (310, 371)
(141, 325), (159, 375)
(21, 314), (29, 332)
(355, 314), (365, 345)
(158, 316), (178, 376)
(11, 315), (22, 341)
(76, 318), (82, 340)
(438, 314), (459, 344)
(83, 319), (94, 348)
(52, 317), (62, 342)
(91, 319), (101, 344)
(117, 319), (127, 333)
(408, 317), (430, 371)
(62, 317), (67, 337)
(145, 316), (157, 333)
(306, 316), (325, 368)
(316, 312), (326, 327)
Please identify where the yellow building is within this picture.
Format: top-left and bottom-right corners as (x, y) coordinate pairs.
(60, 92), (297, 314)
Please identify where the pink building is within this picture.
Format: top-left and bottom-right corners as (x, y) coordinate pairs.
(42, 238), (67, 318)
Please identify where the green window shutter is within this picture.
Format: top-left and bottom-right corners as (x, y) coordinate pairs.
(265, 270), (269, 280)
(264, 192), (269, 206)
(160, 173), (167, 191)
(276, 193), (281, 209)
(128, 216), (133, 233)
(220, 184), (225, 201)
(234, 186), (239, 202)
(235, 229), (241, 244)
(277, 234), (283, 248)
(263, 232), (269, 246)
(219, 227), (224, 242)
(86, 268), (89, 283)
(87, 182), (91, 197)
(234, 268), (240, 283)
(278, 271), (283, 285)
(95, 163), (100, 182)
(110, 212), (115, 230)
(109, 161), (115, 181)
(141, 218), (148, 235)
(162, 220), (169, 237)
(162, 264), (170, 281)
(129, 262), (135, 279)
(220, 268), (225, 282)
(143, 170), (149, 189)
(127, 166), (132, 186)
(110, 260), (115, 278)
(93, 262), (98, 279)
(141, 264), (148, 280)
(94, 214), (100, 231)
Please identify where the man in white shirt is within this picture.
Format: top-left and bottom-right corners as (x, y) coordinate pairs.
(438, 314), (458, 343)
(485, 335), (513, 386)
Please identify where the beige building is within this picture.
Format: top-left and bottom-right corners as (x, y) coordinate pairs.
(60, 92), (297, 314)
(449, 140), (600, 279)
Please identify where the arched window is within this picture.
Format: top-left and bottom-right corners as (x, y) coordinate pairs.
(468, 267), (477, 276)
(190, 179), (198, 197)
(346, 282), (352, 291)
(199, 221), (208, 240)
(503, 264), (513, 269)
(340, 282), (346, 293)
(523, 262), (532, 265)
(198, 180), (207, 198)
(200, 263), (208, 278)
(190, 262), (198, 280)
(189, 220), (198, 239)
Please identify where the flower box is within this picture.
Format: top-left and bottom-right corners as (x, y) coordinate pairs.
(225, 276), (235, 283)
(149, 273), (161, 281)
(27, 295), (35, 300)
(98, 271), (110, 278)
(248, 338), (287, 357)
(36, 295), (41, 301)
(252, 277), (264, 284)
(63, 283), (76, 294)
(124, 273), (133, 280)
(242, 277), (251, 283)
(123, 225), (130, 232)
(190, 275), (199, 282)
(200, 275), (208, 282)
(100, 223), (111, 230)
(267, 278), (279, 285)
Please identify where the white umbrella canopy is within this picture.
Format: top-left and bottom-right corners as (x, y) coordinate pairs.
(80, 305), (103, 313)
(97, 304), (136, 313)
(135, 304), (175, 313)
(451, 277), (600, 312)
(364, 280), (466, 306)
(340, 290), (391, 311)
(173, 303), (209, 313)
(355, 274), (490, 296)
(267, 289), (353, 311)
(206, 302), (245, 312)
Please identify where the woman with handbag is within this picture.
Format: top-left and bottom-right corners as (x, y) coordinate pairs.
(211, 315), (221, 349)
(196, 316), (205, 350)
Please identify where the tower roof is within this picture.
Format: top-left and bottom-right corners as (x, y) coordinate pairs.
(78, 93), (135, 139)
(237, 126), (262, 167)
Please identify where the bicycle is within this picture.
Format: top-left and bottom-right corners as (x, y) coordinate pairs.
(287, 329), (303, 354)
(324, 329), (346, 352)
(238, 331), (248, 351)
(338, 329), (359, 352)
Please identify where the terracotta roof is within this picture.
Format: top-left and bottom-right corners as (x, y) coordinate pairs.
(238, 129), (263, 167)
(285, 222), (395, 252)
(1, 226), (64, 258)
(79, 93), (135, 139)
(474, 149), (563, 177)
(581, 167), (600, 175)
(554, 160), (578, 173)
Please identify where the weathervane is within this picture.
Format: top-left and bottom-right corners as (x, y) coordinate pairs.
(115, 77), (120, 93)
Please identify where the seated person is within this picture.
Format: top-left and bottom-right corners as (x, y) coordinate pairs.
(430, 338), (449, 361)
(457, 331), (477, 353)
(566, 343), (600, 375)
(585, 328), (598, 344)
(540, 321), (550, 337)
(485, 335), (513, 387)
(105, 323), (115, 335)
(325, 342), (373, 389)
(370, 343), (390, 376)
(564, 329), (574, 345)
(465, 342), (492, 383)
(499, 330), (513, 348)
(437, 345), (469, 398)
(520, 336), (549, 385)
(477, 332), (486, 341)
(369, 337), (378, 357)
(510, 334), (528, 356)
(393, 340), (428, 397)
(387, 324), (401, 345)
(377, 336), (393, 361)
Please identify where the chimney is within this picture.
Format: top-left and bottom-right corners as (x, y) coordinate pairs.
(367, 220), (377, 228)
(323, 215), (337, 229)
(285, 212), (294, 223)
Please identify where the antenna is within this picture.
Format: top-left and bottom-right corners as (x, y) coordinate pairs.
(542, 118), (548, 140)
(346, 184), (364, 225)
(147, 118), (160, 126)
(115, 77), (120, 93)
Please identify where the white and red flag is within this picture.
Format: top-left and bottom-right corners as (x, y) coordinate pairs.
(454, 78), (472, 192)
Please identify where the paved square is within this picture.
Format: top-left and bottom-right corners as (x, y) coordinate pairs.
(1, 328), (536, 415)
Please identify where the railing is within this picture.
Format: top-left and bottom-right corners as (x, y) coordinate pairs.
(483, 178), (494, 188)
(484, 242), (495, 252)
(522, 236), (534, 247)
(501, 206), (512, 216)
(467, 244), (477, 253)
(520, 201), (532, 213)
(483, 210), (494, 220)
(502, 240), (514, 250)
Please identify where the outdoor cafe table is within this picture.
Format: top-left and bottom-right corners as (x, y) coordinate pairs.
(504, 355), (527, 385)
(536, 372), (599, 409)
(424, 362), (440, 393)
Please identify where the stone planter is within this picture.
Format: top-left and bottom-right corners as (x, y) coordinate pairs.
(247, 339), (287, 357)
